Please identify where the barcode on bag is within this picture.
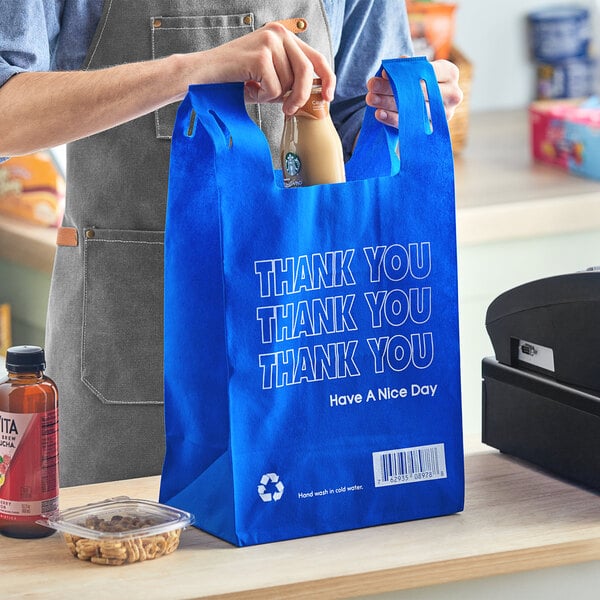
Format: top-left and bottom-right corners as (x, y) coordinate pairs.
(372, 443), (447, 487)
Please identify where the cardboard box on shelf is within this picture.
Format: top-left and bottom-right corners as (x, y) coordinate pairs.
(530, 97), (600, 180)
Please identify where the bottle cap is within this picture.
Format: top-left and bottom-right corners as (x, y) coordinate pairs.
(5, 345), (46, 372)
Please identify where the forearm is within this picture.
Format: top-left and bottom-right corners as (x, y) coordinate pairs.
(0, 23), (335, 157)
(0, 54), (189, 156)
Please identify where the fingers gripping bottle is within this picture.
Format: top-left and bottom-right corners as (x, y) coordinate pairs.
(0, 346), (59, 538)
(281, 78), (346, 187)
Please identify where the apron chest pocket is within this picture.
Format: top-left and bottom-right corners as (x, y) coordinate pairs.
(151, 13), (255, 139)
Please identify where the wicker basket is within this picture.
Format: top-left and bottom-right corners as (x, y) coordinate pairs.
(448, 46), (473, 155)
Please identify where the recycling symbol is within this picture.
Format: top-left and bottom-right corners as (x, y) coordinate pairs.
(257, 472), (285, 502)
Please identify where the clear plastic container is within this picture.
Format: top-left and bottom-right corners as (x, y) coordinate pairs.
(40, 497), (193, 566)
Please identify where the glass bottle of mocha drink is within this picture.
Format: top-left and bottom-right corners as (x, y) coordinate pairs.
(281, 78), (346, 187)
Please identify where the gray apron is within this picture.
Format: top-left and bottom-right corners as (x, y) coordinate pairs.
(45, 0), (333, 486)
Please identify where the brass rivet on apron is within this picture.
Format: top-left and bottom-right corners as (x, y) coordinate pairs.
(85, 229), (95, 239)
(296, 19), (306, 30)
(243, 15), (252, 25)
(153, 18), (162, 28)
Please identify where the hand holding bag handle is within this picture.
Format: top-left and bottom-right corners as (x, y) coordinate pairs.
(346, 57), (451, 181)
(171, 57), (451, 187)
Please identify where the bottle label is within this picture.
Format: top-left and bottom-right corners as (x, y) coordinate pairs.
(0, 409), (59, 521)
(297, 93), (328, 119)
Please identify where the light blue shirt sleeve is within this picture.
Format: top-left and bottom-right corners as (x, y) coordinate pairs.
(327, 0), (414, 159)
(0, 0), (102, 87)
(0, 1), (58, 87)
(0, 0), (102, 161)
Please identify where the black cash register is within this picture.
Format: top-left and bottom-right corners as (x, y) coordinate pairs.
(482, 268), (600, 492)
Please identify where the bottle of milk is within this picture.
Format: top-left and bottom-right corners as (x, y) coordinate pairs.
(280, 78), (346, 187)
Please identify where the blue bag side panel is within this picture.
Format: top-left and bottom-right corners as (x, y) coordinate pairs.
(161, 83), (278, 538)
(163, 452), (239, 545)
(160, 90), (238, 520)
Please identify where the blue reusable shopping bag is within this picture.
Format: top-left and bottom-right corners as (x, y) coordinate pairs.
(160, 57), (464, 546)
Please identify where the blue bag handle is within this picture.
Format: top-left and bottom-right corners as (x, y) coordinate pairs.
(172, 56), (450, 184)
(346, 57), (450, 180)
(173, 81), (276, 185)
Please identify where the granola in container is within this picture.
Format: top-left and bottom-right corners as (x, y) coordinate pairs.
(40, 497), (194, 565)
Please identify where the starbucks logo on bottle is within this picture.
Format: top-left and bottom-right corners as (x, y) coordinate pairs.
(284, 152), (301, 176)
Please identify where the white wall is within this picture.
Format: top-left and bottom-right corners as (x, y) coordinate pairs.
(453, 0), (599, 111)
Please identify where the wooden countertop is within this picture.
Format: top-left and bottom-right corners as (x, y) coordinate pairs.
(2, 441), (599, 600)
(4, 109), (600, 275)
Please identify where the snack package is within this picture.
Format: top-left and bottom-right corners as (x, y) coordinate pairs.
(0, 152), (65, 227)
(407, 1), (457, 60)
(530, 97), (600, 180)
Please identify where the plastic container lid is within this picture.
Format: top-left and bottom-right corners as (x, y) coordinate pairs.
(42, 497), (194, 540)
